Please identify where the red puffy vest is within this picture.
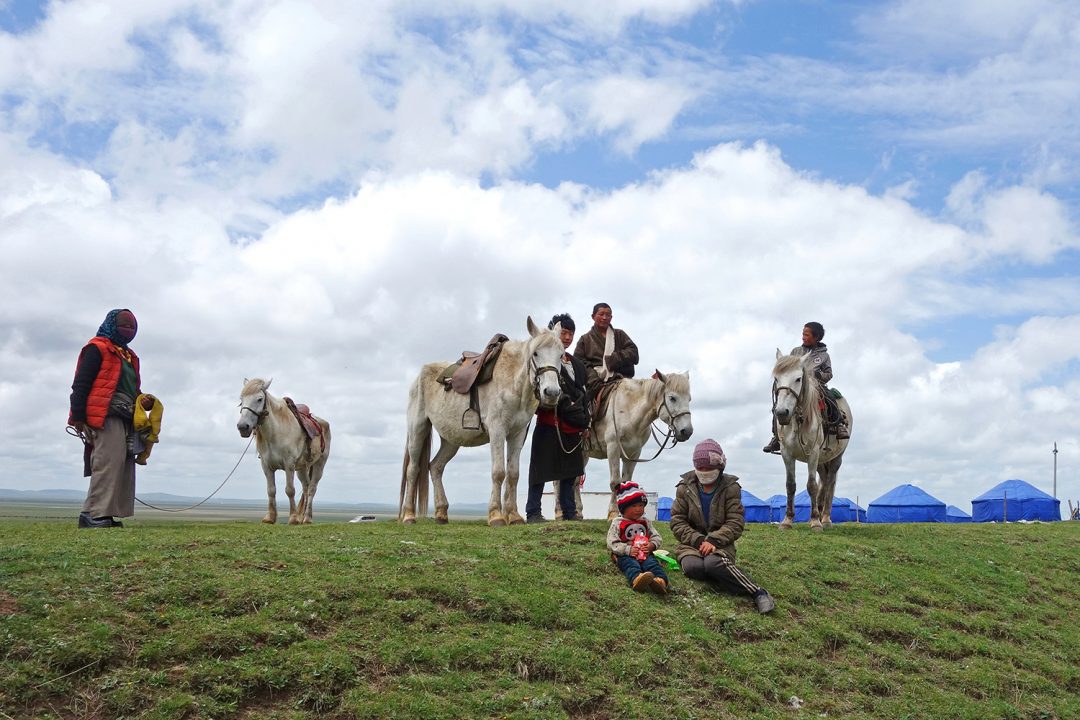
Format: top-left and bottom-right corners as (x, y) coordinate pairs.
(72, 336), (141, 430)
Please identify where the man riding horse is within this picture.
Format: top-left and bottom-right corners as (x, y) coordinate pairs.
(763, 321), (849, 454)
(573, 302), (639, 400)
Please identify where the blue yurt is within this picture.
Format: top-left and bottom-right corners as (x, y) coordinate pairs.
(867, 484), (947, 523)
(946, 505), (972, 523)
(832, 497), (867, 523)
(657, 496), (673, 522)
(971, 479), (1061, 522)
(765, 490), (814, 522)
(741, 489), (771, 523)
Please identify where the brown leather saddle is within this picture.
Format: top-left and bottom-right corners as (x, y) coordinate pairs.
(439, 333), (509, 431)
(284, 397), (326, 453)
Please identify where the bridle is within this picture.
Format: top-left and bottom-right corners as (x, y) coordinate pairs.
(530, 357), (561, 403)
(774, 375), (807, 425)
(612, 383), (691, 463)
(240, 391), (270, 428)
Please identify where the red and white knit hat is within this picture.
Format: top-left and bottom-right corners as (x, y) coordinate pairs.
(616, 481), (648, 513)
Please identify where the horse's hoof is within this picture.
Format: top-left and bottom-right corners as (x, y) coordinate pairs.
(261, 517), (275, 524)
(779, 522), (793, 530)
(508, 517), (525, 525)
(488, 518), (506, 527)
(810, 522), (823, 532)
(288, 518), (300, 525)
(436, 517), (449, 525)
(402, 518), (416, 525)
(301, 518), (312, 525)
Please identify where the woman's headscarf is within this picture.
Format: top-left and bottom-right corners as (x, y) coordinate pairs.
(96, 308), (137, 346)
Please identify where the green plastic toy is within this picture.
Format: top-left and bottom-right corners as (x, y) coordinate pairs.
(653, 549), (680, 572)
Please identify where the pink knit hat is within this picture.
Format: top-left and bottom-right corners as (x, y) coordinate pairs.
(616, 481), (648, 513)
(693, 438), (726, 470)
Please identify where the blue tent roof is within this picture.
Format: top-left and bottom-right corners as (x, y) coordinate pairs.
(971, 479), (1060, 522)
(741, 489), (771, 523)
(867, 484), (946, 523)
(946, 505), (972, 523)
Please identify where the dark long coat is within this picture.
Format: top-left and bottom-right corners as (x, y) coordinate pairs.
(528, 354), (588, 485)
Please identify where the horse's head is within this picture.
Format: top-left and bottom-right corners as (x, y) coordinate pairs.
(772, 349), (812, 426)
(654, 370), (693, 442)
(237, 377), (271, 437)
(527, 315), (564, 407)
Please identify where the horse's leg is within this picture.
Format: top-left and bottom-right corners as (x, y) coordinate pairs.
(607, 455), (622, 520)
(429, 438), (460, 524)
(487, 434), (509, 527)
(820, 455), (842, 528)
(502, 429), (528, 525)
(262, 463), (278, 524)
(300, 464), (320, 525)
(779, 452), (797, 529)
(806, 455), (822, 531)
(286, 469), (300, 525)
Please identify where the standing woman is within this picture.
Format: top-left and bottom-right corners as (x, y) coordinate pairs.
(68, 309), (144, 528)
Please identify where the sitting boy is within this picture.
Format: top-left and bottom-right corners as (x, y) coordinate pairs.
(607, 481), (669, 595)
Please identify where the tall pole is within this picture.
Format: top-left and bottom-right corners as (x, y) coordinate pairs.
(1049, 442), (1058, 498)
(1053, 442), (1058, 499)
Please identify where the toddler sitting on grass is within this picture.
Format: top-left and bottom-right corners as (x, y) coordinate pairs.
(607, 481), (669, 595)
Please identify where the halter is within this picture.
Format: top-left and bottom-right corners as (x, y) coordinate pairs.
(530, 358), (561, 402)
(774, 371), (819, 451)
(240, 390), (270, 427)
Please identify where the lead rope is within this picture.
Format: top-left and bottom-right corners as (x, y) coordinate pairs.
(135, 434), (255, 512)
(68, 424), (255, 513)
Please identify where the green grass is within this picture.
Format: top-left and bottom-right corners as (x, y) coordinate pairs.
(1, 519), (1077, 719)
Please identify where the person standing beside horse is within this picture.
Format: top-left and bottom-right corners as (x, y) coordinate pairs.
(526, 314), (590, 523)
(572, 302), (639, 400)
(670, 439), (775, 613)
(763, 321), (849, 454)
(68, 309), (152, 529)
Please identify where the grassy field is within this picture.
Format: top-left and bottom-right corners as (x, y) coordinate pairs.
(1, 518), (1077, 720)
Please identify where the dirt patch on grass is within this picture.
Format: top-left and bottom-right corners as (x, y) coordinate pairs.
(0, 589), (19, 615)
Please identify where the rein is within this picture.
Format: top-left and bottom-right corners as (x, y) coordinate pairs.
(774, 374), (819, 452)
(611, 383), (686, 463)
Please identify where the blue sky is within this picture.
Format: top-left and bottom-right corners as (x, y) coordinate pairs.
(1, 0), (1078, 516)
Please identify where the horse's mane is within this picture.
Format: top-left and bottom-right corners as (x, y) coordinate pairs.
(242, 377), (268, 396)
(646, 371), (689, 404)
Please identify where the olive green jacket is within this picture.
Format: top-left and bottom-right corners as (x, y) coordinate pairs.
(669, 471), (744, 562)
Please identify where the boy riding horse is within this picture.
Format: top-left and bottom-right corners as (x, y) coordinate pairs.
(763, 321), (849, 454)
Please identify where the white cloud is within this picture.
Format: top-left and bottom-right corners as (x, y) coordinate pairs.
(4, 139), (1079, 517)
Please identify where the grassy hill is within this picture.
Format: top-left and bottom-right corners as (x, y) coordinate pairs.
(1, 518), (1077, 719)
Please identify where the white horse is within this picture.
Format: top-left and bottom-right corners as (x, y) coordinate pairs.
(771, 350), (852, 530)
(399, 317), (565, 526)
(237, 378), (331, 525)
(564, 371), (693, 520)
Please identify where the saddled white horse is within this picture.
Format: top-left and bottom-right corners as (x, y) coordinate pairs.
(399, 317), (565, 526)
(559, 371), (693, 519)
(771, 350), (852, 530)
(237, 378), (331, 524)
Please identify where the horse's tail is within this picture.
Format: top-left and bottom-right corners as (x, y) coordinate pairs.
(399, 421), (433, 521)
